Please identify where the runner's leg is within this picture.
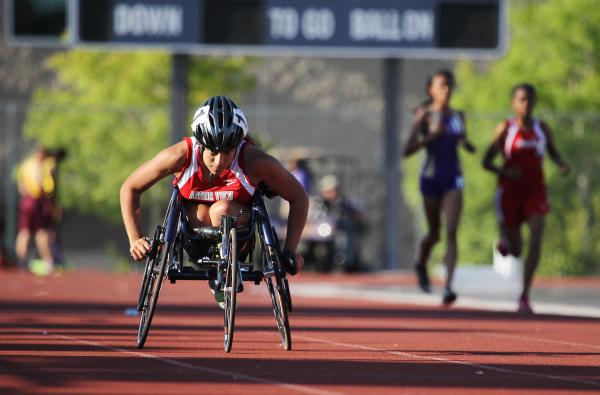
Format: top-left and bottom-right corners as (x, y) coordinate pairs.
(522, 214), (545, 299)
(441, 189), (462, 289)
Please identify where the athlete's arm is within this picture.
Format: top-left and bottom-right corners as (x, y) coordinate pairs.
(245, 145), (309, 265)
(540, 121), (570, 175)
(458, 111), (476, 153)
(403, 107), (441, 157)
(482, 121), (517, 178)
(120, 141), (188, 261)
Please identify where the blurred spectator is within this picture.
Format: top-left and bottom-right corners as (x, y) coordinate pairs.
(287, 156), (312, 194)
(303, 175), (366, 272)
(14, 146), (58, 274)
(46, 148), (67, 268)
(280, 155), (313, 220)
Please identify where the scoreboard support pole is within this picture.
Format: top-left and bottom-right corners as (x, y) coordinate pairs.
(382, 58), (402, 269)
(171, 53), (189, 145)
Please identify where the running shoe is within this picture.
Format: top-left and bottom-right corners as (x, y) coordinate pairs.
(442, 288), (457, 306)
(210, 288), (226, 309)
(28, 259), (53, 276)
(414, 263), (431, 293)
(517, 295), (534, 314)
(208, 280), (226, 309)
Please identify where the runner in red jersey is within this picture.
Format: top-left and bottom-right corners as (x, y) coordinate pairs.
(120, 96), (308, 275)
(483, 83), (570, 314)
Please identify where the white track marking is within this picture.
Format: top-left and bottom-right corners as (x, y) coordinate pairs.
(318, 317), (600, 350)
(295, 334), (600, 389)
(36, 331), (345, 395)
(484, 332), (600, 350)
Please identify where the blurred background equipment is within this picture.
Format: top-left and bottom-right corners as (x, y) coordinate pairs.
(303, 174), (367, 273)
(273, 149), (367, 272)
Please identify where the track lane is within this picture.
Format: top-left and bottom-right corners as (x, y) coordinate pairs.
(0, 270), (599, 394)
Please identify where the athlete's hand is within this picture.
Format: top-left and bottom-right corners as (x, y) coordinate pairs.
(462, 139), (477, 153)
(282, 249), (305, 275)
(559, 163), (571, 176)
(130, 237), (151, 262)
(501, 167), (521, 180)
(294, 253), (305, 274)
(426, 111), (444, 140)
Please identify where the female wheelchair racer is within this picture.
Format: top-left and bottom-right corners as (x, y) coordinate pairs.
(120, 96), (308, 352)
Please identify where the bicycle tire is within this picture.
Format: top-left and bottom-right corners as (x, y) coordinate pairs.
(137, 241), (169, 349)
(223, 228), (238, 353)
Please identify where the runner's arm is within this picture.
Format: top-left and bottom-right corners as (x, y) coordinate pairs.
(403, 107), (440, 156)
(540, 121), (570, 175)
(120, 141), (188, 261)
(458, 111), (476, 153)
(482, 121), (508, 176)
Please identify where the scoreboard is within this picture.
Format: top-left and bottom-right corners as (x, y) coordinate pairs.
(7, 0), (506, 58)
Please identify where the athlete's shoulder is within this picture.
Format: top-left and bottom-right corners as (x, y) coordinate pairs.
(492, 119), (510, 143)
(244, 143), (275, 167)
(246, 144), (285, 179)
(453, 109), (466, 120)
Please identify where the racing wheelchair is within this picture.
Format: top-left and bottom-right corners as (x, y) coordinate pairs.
(136, 183), (293, 353)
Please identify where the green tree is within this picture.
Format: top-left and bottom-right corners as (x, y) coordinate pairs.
(449, 0), (600, 275)
(23, 51), (255, 223)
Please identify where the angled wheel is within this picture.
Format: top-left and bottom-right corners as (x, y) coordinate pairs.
(223, 227), (238, 353)
(137, 228), (162, 311)
(137, 255), (153, 312)
(264, 245), (291, 350)
(272, 227), (293, 312)
(137, 240), (170, 349)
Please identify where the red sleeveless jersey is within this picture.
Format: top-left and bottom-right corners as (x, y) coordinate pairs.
(173, 137), (256, 204)
(499, 118), (546, 191)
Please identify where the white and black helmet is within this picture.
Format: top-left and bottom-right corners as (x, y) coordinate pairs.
(190, 96), (248, 152)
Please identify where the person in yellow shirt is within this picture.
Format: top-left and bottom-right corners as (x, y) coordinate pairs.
(15, 147), (57, 273)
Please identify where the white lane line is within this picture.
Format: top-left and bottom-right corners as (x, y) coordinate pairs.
(318, 317), (600, 351)
(486, 333), (600, 350)
(295, 334), (600, 389)
(37, 331), (344, 395)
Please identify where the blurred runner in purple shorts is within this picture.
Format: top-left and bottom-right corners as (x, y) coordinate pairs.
(404, 70), (476, 306)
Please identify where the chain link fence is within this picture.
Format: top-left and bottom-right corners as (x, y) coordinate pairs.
(3, 100), (598, 275)
(1, 100), (413, 271)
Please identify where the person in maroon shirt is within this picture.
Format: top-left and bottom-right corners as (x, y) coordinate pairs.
(483, 83), (570, 313)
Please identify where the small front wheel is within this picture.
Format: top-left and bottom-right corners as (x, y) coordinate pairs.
(223, 227), (238, 353)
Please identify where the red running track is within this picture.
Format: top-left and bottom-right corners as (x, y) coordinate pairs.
(0, 269), (599, 394)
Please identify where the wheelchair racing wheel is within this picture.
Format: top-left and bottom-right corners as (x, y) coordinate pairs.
(137, 227), (162, 311)
(264, 245), (292, 351)
(272, 228), (293, 312)
(137, 238), (170, 349)
(223, 226), (238, 353)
